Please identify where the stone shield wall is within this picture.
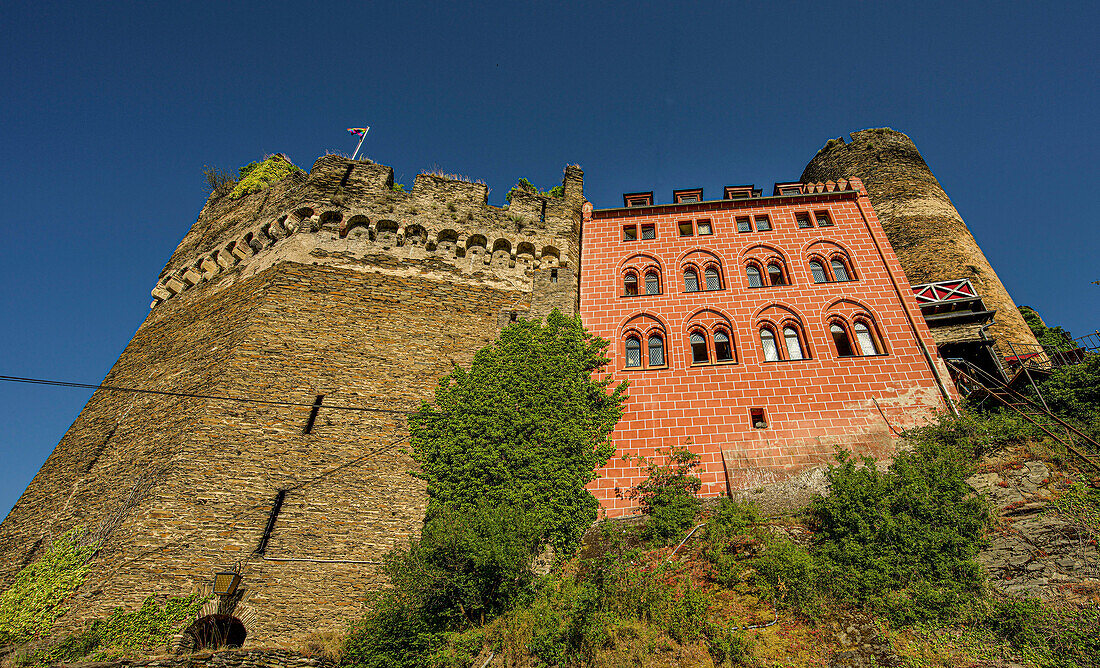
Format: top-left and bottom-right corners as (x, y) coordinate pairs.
(801, 128), (1039, 354)
(0, 156), (583, 645)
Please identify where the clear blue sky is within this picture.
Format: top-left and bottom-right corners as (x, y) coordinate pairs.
(1, 1), (1097, 518)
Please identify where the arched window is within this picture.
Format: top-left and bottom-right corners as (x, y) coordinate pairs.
(831, 258), (851, 282)
(684, 268), (699, 292)
(831, 323), (855, 357)
(809, 260), (828, 283)
(704, 266), (721, 291)
(714, 330), (733, 362)
(760, 327), (780, 361)
(625, 336), (642, 367)
(645, 271), (660, 295)
(767, 263), (786, 286)
(854, 321), (879, 355)
(624, 272), (638, 296)
(690, 332), (709, 364)
(783, 326), (804, 360)
(746, 264), (763, 288)
(648, 334), (665, 366)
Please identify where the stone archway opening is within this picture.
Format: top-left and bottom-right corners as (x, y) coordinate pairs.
(185, 614), (247, 650)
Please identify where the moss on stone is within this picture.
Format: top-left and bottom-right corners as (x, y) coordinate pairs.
(228, 155), (303, 200)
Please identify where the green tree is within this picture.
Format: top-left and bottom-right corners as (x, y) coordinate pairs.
(1019, 305), (1077, 352)
(409, 309), (627, 556)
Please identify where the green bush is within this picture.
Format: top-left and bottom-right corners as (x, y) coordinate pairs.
(809, 434), (989, 623)
(228, 155), (302, 199)
(409, 310), (626, 557)
(751, 537), (817, 612)
(505, 178), (564, 204)
(0, 529), (94, 645)
(623, 446), (703, 541)
(1039, 354), (1100, 427)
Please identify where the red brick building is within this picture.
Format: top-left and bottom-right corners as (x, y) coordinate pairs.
(579, 178), (958, 516)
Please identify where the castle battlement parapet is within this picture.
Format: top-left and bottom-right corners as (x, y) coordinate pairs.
(151, 157), (583, 317)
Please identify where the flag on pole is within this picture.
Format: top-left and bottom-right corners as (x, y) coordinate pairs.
(347, 126), (370, 160)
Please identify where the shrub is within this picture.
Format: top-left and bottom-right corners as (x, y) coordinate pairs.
(0, 529), (94, 646)
(202, 165), (235, 198)
(622, 446), (703, 541)
(809, 435), (989, 623)
(751, 537), (817, 612)
(505, 177), (564, 204)
(1039, 354), (1100, 427)
(409, 310), (626, 557)
(227, 154), (303, 199)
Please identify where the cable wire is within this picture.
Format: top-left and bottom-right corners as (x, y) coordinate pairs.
(0, 374), (417, 415)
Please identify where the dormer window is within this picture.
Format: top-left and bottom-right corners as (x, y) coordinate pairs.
(673, 188), (703, 204)
(774, 182), (803, 196)
(623, 191), (653, 208)
(723, 185), (757, 199)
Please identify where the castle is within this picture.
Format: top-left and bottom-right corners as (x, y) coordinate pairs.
(0, 129), (1038, 647)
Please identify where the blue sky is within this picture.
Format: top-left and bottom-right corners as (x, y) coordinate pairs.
(1, 1), (1097, 517)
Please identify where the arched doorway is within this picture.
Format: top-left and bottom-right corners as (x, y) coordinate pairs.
(184, 614), (246, 650)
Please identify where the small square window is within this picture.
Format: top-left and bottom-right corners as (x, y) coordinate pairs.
(673, 188), (703, 203)
(755, 215), (772, 232)
(736, 217), (753, 233)
(678, 221), (694, 236)
(696, 219), (712, 235)
(623, 225), (637, 241)
(796, 213), (813, 229)
(750, 408), (767, 429)
(641, 224), (655, 239)
(815, 211), (833, 227)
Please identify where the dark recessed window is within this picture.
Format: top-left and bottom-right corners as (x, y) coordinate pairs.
(737, 217), (753, 233)
(679, 221), (694, 236)
(690, 332), (709, 364)
(715, 331), (733, 362)
(624, 225), (637, 241)
(796, 213), (813, 229)
(696, 219), (712, 235)
(815, 212), (834, 227)
(831, 323), (854, 357)
(550, 268), (558, 283)
(641, 224), (656, 240)
(755, 215), (772, 232)
(624, 272), (638, 296)
(767, 264), (785, 286)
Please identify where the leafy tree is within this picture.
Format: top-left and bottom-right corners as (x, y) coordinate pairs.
(1019, 305), (1077, 352)
(409, 309), (627, 557)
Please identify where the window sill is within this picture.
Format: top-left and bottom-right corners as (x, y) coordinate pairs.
(690, 360), (738, 367)
(761, 358), (813, 363)
(835, 353), (889, 359)
(682, 289), (724, 294)
(622, 365), (668, 371)
(620, 293), (661, 298)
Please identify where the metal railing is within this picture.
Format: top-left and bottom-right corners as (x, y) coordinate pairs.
(1002, 330), (1100, 373)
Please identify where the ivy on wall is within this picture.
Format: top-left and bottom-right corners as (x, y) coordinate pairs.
(0, 529), (94, 645)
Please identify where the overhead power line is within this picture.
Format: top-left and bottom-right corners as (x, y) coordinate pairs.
(0, 374), (417, 415)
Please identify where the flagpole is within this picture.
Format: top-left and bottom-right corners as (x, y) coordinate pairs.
(351, 127), (369, 160)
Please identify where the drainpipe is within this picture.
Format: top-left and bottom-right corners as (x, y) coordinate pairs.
(852, 195), (959, 416)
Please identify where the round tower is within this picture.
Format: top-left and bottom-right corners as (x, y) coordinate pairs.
(801, 128), (1038, 354)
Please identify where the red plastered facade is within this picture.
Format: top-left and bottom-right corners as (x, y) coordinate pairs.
(579, 179), (957, 517)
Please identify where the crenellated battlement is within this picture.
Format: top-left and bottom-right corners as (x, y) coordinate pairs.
(151, 156), (583, 316)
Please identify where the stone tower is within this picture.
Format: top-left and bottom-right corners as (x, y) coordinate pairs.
(0, 154), (583, 645)
(801, 128), (1038, 355)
